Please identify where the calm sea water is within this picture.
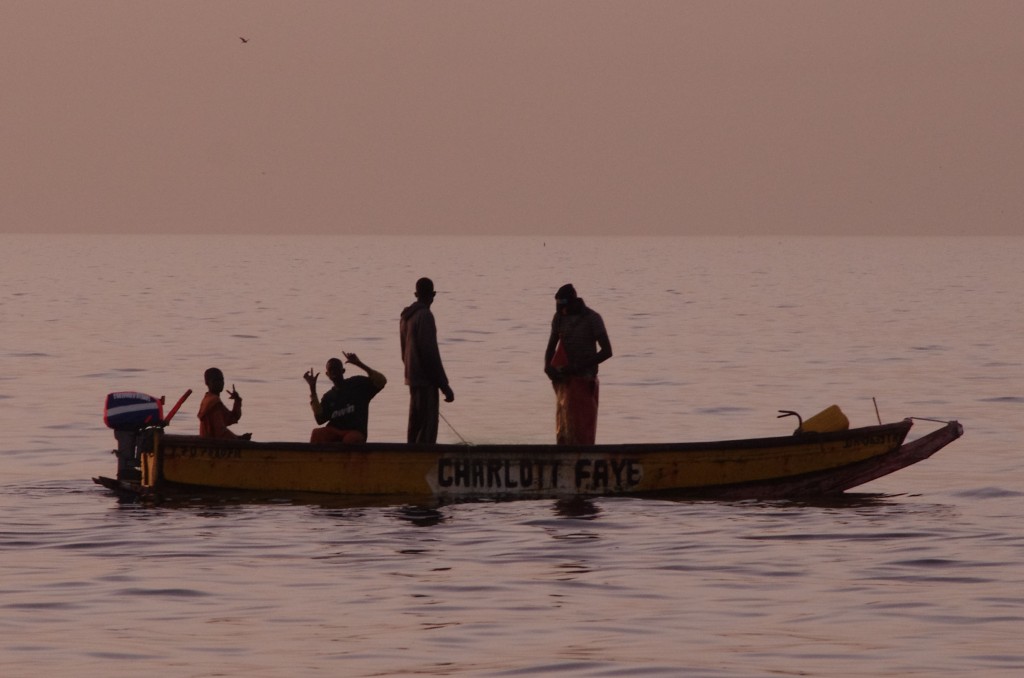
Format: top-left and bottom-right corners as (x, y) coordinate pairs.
(1, 234), (1022, 677)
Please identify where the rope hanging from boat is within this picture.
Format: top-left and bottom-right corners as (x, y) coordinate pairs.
(870, 397), (954, 427)
(440, 411), (471, 445)
(910, 416), (956, 425)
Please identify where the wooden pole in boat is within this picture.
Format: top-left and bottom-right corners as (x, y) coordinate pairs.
(873, 397), (881, 425)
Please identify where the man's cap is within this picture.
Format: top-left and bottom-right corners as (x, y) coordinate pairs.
(554, 283), (577, 301)
(416, 277), (436, 297)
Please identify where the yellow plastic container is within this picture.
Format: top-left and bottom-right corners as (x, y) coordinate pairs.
(800, 405), (850, 433)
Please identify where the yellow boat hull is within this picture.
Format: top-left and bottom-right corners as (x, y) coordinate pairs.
(116, 419), (963, 501)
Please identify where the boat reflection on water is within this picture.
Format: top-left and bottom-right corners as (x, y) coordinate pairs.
(554, 496), (602, 519)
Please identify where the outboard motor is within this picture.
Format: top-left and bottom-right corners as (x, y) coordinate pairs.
(103, 390), (191, 480)
(104, 392), (163, 480)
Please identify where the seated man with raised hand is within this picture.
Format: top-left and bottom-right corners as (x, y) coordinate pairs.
(304, 352), (387, 444)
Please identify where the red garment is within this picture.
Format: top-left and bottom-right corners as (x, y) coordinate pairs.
(553, 376), (599, 445)
(197, 392), (243, 439)
(310, 426), (366, 445)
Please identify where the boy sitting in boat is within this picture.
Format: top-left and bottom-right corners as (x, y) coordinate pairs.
(198, 367), (252, 440)
(304, 352), (387, 444)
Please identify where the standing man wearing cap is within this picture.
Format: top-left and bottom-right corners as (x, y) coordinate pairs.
(400, 277), (455, 444)
(544, 284), (612, 445)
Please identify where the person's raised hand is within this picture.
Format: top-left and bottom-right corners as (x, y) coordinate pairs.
(303, 368), (318, 389)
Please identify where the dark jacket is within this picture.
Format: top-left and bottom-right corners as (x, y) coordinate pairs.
(400, 301), (450, 389)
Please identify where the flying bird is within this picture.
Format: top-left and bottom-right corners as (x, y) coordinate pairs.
(239, 36), (249, 44)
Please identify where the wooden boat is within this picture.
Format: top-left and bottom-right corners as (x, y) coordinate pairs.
(94, 416), (963, 502)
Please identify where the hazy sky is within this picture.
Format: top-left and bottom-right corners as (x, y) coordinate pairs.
(2, 1), (1021, 235)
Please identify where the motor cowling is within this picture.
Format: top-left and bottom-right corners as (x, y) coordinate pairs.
(104, 392), (164, 431)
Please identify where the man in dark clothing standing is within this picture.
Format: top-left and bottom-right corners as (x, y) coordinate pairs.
(544, 283), (612, 445)
(400, 277), (455, 444)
